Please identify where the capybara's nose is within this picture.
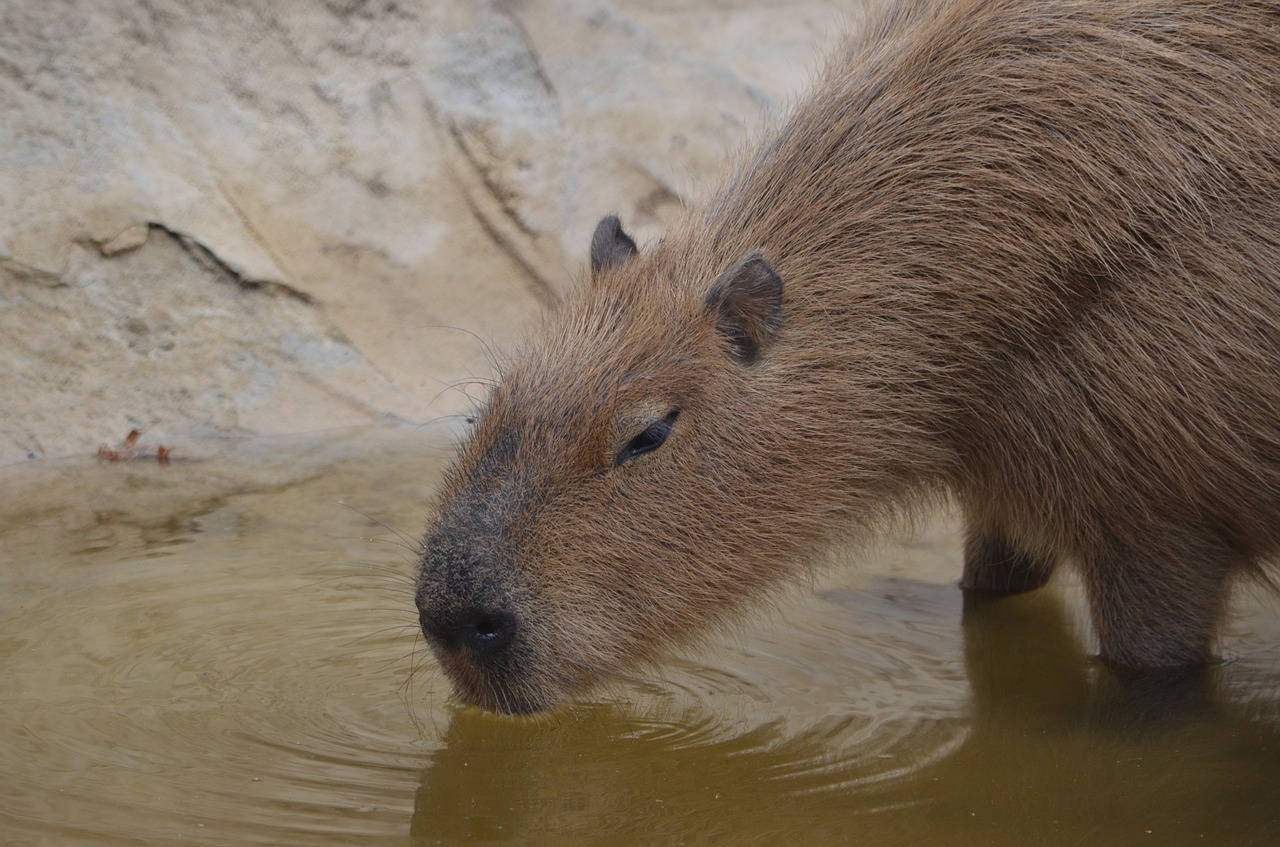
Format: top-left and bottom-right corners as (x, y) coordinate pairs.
(419, 605), (518, 656)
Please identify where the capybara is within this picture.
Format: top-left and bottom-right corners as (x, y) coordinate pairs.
(415, 0), (1280, 713)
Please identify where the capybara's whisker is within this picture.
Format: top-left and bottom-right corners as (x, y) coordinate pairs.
(338, 503), (421, 552)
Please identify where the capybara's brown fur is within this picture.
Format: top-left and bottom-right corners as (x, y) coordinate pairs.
(415, 0), (1280, 713)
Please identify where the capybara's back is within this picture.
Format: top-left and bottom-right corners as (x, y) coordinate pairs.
(415, 0), (1280, 713)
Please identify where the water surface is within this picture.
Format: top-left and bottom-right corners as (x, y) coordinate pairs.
(2, 428), (1278, 845)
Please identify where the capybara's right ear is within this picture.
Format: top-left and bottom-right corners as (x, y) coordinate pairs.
(589, 215), (638, 277)
(704, 251), (783, 364)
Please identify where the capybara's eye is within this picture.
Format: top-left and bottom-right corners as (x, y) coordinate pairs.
(616, 409), (680, 466)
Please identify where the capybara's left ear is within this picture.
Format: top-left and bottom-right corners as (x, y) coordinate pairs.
(590, 215), (638, 277)
(704, 251), (783, 364)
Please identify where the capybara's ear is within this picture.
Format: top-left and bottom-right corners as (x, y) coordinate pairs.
(704, 251), (783, 364)
(589, 215), (638, 277)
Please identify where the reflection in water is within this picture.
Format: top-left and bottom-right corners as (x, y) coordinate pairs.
(1, 428), (1278, 846)
(412, 698), (964, 845)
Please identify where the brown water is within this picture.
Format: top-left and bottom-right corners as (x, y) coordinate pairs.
(2, 427), (1278, 846)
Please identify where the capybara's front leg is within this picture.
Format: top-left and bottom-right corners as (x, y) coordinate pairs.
(961, 527), (1057, 594)
(1081, 537), (1235, 670)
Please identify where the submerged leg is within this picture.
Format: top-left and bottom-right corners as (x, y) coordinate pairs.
(961, 527), (1057, 594)
(1080, 536), (1235, 670)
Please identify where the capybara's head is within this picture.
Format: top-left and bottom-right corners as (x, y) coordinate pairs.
(415, 216), (820, 713)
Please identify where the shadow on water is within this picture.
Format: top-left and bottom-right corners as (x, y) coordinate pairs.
(412, 583), (1280, 847)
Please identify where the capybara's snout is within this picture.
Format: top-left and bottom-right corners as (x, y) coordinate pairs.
(417, 594), (519, 658)
(415, 536), (518, 650)
(414, 533), (535, 711)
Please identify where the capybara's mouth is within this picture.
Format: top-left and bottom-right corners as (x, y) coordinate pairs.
(431, 646), (561, 715)
(415, 579), (555, 712)
(418, 605), (565, 713)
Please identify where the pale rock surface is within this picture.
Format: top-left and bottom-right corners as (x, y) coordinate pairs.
(0, 0), (844, 462)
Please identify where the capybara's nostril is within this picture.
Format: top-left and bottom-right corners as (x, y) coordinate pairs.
(420, 606), (517, 655)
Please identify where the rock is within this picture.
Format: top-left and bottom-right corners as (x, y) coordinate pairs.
(0, 0), (844, 462)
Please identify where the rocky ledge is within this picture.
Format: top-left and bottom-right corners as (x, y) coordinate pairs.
(0, 0), (841, 462)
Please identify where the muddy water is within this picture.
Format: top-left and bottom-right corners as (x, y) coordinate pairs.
(2, 428), (1278, 846)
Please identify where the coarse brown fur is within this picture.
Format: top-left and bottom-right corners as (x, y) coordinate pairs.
(415, 0), (1280, 714)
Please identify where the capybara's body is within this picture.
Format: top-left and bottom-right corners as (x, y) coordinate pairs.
(416, 0), (1280, 713)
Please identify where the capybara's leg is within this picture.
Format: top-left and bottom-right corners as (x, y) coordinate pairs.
(961, 527), (1056, 594)
(1080, 538), (1234, 670)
